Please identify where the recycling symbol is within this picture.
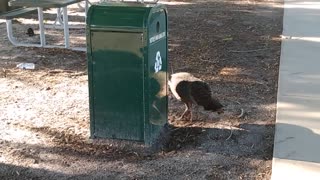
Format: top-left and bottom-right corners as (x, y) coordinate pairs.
(154, 51), (162, 73)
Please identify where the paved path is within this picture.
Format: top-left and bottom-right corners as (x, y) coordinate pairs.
(272, 0), (320, 179)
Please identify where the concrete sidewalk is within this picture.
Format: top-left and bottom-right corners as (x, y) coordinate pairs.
(272, 0), (320, 179)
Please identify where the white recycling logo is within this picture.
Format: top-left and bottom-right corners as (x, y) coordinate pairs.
(154, 51), (162, 73)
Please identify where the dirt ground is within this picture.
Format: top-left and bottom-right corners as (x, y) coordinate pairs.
(0, 0), (283, 179)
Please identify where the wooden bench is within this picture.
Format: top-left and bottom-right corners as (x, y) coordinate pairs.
(0, 7), (37, 20)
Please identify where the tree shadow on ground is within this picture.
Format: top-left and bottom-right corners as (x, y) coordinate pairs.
(0, 162), (145, 180)
(153, 122), (275, 160)
(0, 162), (66, 180)
(5, 124), (146, 163)
(4, 121), (274, 166)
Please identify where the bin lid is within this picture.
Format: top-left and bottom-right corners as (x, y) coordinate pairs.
(87, 2), (165, 32)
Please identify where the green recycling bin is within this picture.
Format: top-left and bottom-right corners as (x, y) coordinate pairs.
(0, 0), (9, 13)
(86, 2), (168, 145)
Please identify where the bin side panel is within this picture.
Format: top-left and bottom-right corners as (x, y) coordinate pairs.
(145, 9), (168, 145)
(87, 25), (95, 139)
(90, 31), (144, 141)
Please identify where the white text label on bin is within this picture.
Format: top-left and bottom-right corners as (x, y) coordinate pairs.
(149, 32), (166, 44)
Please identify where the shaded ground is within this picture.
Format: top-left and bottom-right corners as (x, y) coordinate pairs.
(0, 0), (283, 179)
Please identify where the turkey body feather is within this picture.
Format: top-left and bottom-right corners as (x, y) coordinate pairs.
(169, 72), (223, 121)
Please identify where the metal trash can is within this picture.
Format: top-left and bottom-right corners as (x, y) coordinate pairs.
(0, 0), (9, 13)
(86, 2), (168, 145)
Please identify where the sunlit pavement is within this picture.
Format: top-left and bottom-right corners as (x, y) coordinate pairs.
(272, 0), (320, 179)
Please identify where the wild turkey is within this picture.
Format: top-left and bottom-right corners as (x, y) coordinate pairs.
(26, 28), (34, 37)
(168, 72), (223, 121)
